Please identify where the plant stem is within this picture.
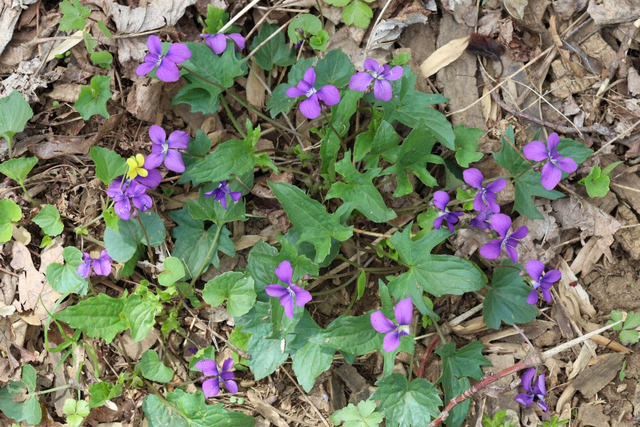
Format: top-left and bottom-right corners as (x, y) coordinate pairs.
(176, 223), (223, 312)
(20, 182), (41, 208)
(7, 137), (12, 158)
(433, 320), (446, 344)
(33, 384), (71, 396)
(135, 211), (154, 262)
(220, 96), (246, 138)
(311, 272), (360, 296)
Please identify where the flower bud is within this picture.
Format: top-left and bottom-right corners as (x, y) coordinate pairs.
(533, 165), (541, 172)
(518, 270), (526, 277)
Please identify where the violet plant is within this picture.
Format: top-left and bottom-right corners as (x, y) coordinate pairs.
(3, 6), (600, 427)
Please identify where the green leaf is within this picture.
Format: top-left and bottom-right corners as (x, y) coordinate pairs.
(327, 152), (396, 222)
(179, 130), (213, 186)
(40, 235), (53, 248)
(33, 204), (63, 236)
(269, 181), (353, 263)
(88, 382), (122, 408)
(382, 120), (442, 196)
(0, 91), (33, 146)
(620, 329), (639, 344)
(247, 239), (318, 300)
(514, 170), (564, 219)
(83, 31), (98, 54)
(579, 164), (617, 198)
(357, 271), (366, 300)
(291, 341), (335, 392)
(284, 228), (340, 268)
(124, 294), (161, 343)
(173, 42), (245, 114)
(381, 72), (453, 148)
(158, 257), (185, 287)
(371, 374), (442, 426)
(90, 146), (127, 186)
(143, 390), (255, 427)
(390, 52), (411, 66)
(330, 400), (384, 427)
(0, 199), (21, 242)
(104, 211), (166, 262)
(55, 293), (128, 343)
(203, 272), (257, 316)
(441, 376), (470, 427)
(250, 23), (296, 71)
(387, 227), (484, 315)
(90, 51), (113, 69)
(247, 333), (290, 380)
(21, 364), (36, 391)
(356, 119), (400, 167)
(310, 30), (330, 51)
(625, 311), (640, 329)
(168, 206), (235, 280)
(0, 156), (38, 184)
(75, 75), (111, 120)
(269, 296), (303, 340)
(288, 14), (322, 42)
(45, 246), (89, 294)
(308, 313), (382, 356)
(454, 125), (483, 168)
(493, 125), (528, 175)
(189, 124), (264, 183)
(315, 49), (354, 88)
(59, 0), (90, 32)
(97, 21), (113, 39)
(556, 138), (593, 166)
(343, 0), (373, 29)
(103, 206), (119, 231)
(436, 340), (491, 382)
(204, 5), (229, 34)
(139, 349), (174, 383)
(187, 191), (246, 225)
(483, 260), (538, 329)
(0, 372), (42, 426)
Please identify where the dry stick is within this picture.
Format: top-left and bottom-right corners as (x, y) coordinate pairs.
(480, 71), (616, 138)
(176, 292), (250, 359)
(427, 319), (623, 426)
(219, 0), (262, 33)
(593, 118), (640, 157)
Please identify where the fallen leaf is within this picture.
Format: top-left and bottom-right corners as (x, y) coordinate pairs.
(420, 36), (469, 78)
(466, 33), (505, 62)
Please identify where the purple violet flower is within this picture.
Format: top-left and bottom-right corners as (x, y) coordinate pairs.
(201, 33), (245, 55)
(136, 35), (192, 83)
(145, 125), (189, 173)
(469, 209), (495, 230)
(77, 250), (112, 278)
(105, 180), (153, 220)
(515, 368), (548, 412)
(135, 168), (162, 189)
(432, 191), (463, 233)
(523, 132), (577, 191)
(463, 168), (506, 213)
(370, 298), (413, 353)
(349, 59), (403, 102)
(195, 358), (238, 398)
(286, 68), (340, 119)
(480, 214), (528, 263)
(265, 261), (312, 318)
(526, 260), (561, 305)
(203, 181), (242, 210)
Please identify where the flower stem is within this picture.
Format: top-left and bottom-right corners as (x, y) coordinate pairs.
(220, 96), (246, 138)
(20, 182), (41, 208)
(33, 384), (71, 396)
(135, 210), (154, 262)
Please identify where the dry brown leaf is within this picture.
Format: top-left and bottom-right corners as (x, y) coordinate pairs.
(556, 258), (597, 318)
(587, 0), (640, 25)
(503, 0), (529, 19)
(29, 134), (93, 159)
(0, 0), (39, 57)
(367, 0), (433, 52)
(45, 30), (85, 62)
(420, 36), (469, 78)
(247, 390), (288, 427)
(246, 65), (265, 109)
(573, 353), (625, 398)
(47, 83), (83, 102)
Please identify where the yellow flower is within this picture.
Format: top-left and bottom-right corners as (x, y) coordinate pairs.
(126, 154), (148, 179)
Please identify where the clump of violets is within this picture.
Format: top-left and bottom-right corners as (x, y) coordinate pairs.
(349, 59), (403, 102)
(201, 33), (245, 54)
(370, 298), (413, 353)
(432, 191), (463, 233)
(136, 35), (192, 83)
(463, 168), (506, 214)
(515, 368), (548, 412)
(145, 125), (189, 173)
(480, 214), (528, 263)
(525, 260), (561, 305)
(523, 132), (577, 191)
(265, 261), (312, 318)
(286, 68), (340, 119)
(469, 209), (494, 230)
(195, 358), (238, 398)
(204, 181), (242, 210)
(77, 250), (112, 278)
(106, 180), (153, 221)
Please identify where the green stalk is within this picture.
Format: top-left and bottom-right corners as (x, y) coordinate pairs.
(220, 96), (246, 138)
(135, 211), (154, 262)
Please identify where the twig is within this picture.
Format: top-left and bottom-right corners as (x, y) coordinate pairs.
(353, 228), (392, 239)
(282, 368), (331, 427)
(176, 292), (250, 359)
(417, 334), (440, 378)
(219, 0), (262, 34)
(428, 319), (623, 426)
(481, 71), (616, 138)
